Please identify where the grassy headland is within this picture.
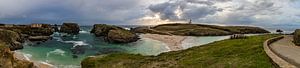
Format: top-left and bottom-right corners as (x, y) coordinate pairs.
(81, 34), (278, 68)
(132, 23), (270, 36)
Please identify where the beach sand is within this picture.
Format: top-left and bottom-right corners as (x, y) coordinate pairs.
(140, 34), (187, 51)
(13, 51), (55, 68)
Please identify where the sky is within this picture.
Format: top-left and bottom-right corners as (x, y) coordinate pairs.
(0, 0), (300, 27)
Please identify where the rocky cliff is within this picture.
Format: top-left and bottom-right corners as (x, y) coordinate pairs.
(91, 24), (139, 43)
(60, 23), (80, 35)
(0, 29), (24, 50)
(0, 29), (34, 68)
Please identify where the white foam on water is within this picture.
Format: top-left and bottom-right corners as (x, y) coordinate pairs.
(24, 53), (32, 61)
(72, 35), (78, 39)
(39, 61), (56, 68)
(14, 51), (32, 61)
(124, 28), (131, 30)
(53, 37), (63, 42)
(63, 41), (89, 48)
(79, 30), (89, 33)
(46, 49), (66, 57)
(57, 65), (81, 68)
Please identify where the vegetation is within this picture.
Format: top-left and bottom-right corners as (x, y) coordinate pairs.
(132, 23), (270, 36)
(81, 34), (278, 68)
(293, 29), (300, 46)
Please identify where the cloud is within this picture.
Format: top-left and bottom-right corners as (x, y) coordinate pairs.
(148, 0), (224, 21)
(143, 0), (300, 26)
(0, 0), (167, 25)
(0, 0), (299, 27)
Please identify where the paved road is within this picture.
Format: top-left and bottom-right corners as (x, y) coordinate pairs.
(270, 35), (300, 67)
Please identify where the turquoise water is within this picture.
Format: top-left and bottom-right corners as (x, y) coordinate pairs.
(17, 26), (235, 68)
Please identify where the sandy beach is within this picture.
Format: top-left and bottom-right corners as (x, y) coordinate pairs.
(13, 51), (55, 68)
(140, 34), (187, 51)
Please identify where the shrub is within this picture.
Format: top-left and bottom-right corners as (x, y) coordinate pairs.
(293, 29), (300, 46)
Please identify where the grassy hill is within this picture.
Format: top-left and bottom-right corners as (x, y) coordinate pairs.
(81, 34), (278, 68)
(132, 23), (270, 36)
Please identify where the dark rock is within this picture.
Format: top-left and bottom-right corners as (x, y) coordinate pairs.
(91, 24), (123, 36)
(60, 23), (80, 35)
(0, 43), (34, 68)
(28, 36), (51, 41)
(294, 29), (300, 46)
(91, 24), (140, 43)
(71, 45), (86, 54)
(52, 24), (59, 32)
(0, 29), (24, 50)
(72, 55), (78, 58)
(106, 29), (139, 43)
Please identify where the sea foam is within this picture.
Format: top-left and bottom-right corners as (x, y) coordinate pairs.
(63, 41), (89, 48)
(46, 49), (66, 57)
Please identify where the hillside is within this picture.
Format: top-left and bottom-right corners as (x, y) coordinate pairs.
(132, 23), (270, 36)
(81, 34), (278, 68)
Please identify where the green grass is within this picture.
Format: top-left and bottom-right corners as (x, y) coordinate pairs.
(81, 34), (279, 68)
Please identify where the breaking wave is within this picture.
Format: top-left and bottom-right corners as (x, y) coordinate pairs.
(46, 49), (66, 57)
(63, 41), (89, 48)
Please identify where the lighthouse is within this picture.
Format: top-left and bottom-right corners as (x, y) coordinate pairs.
(188, 19), (192, 24)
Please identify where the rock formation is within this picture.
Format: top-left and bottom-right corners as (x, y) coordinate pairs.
(91, 24), (139, 43)
(0, 29), (34, 68)
(60, 23), (80, 35)
(0, 29), (24, 50)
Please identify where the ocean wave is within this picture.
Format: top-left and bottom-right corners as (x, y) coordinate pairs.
(40, 61), (55, 67)
(46, 49), (66, 57)
(53, 37), (63, 42)
(124, 28), (131, 30)
(57, 65), (81, 68)
(14, 51), (32, 61)
(24, 53), (32, 61)
(63, 41), (89, 48)
(79, 30), (89, 34)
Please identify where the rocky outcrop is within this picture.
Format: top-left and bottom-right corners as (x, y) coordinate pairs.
(293, 29), (300, 46)
(60, 23), (80, 35)
(0, 29), (24, 50)
(0, 29), (34, 68)
(132, 23), (270, 36)
(0, 25), (54, 36)
(28, 36), (51, 41)
(0, 44), (34, 68)
(91, 24), (139, 43)
(106, 29), (139, 43)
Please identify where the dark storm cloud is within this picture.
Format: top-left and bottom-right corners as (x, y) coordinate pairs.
(148, 0), (226, 21)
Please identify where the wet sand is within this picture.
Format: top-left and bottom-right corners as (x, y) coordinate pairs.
(140, 34), (187, 51)
(13, 51), (55, 68)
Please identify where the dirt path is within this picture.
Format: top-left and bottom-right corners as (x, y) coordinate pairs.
(270, 35), (300, 67)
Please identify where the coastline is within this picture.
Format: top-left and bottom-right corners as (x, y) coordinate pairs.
(13, 51), (55, 68)
(140, 34), (187, 51)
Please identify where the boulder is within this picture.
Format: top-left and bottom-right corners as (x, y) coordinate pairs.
(60, 23), (80, 35)
(106, 29), (139, 43)
(91, 24), (139, 43)
(0, 44), (34, 68)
